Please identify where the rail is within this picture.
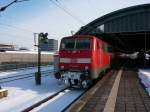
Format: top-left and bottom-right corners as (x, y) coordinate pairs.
(21, 88), (68, 112)
(0, 70), (53, 84)
(21, 87), (88, 112)
(0, 63), (52, 71)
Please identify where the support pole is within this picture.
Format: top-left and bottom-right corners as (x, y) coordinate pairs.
(35, 34), (41, 85)
(144, 32), (147, 66)
(35, 32), (48, 85)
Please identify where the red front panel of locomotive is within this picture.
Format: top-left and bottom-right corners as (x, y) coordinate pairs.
(59, 36), (94, 71)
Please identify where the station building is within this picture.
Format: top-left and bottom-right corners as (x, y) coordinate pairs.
(40, 39), (58, 52)
(0, 44), (16, 51)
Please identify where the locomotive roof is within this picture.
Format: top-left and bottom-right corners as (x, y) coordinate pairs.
(61, 35), (109, 46)
(62, 35), (95, 39)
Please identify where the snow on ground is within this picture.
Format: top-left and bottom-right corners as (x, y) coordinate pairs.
(138, 69), (150, 95)
(0, 66), (65, 112)
(31, 89), (84, 112)
(0, 65), (53, 78)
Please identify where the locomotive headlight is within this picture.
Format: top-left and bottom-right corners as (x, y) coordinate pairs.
(60, 66), (64, 69)
(85, 66), (89, 70)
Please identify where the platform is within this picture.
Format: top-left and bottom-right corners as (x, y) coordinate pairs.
(115, 70), (150, 112)
(70, 68), (150, 112)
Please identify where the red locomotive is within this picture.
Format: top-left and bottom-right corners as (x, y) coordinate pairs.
(54, 35), (113, 88)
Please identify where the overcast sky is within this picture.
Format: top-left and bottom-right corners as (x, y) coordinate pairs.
(0, 0), (150, 49)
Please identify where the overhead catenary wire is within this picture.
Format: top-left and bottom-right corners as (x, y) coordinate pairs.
(55, 0), (85, 24)
(0, 0), (35, 33)
(1, 0), (85, 33)
(0, 0), (30, 12)
(49, 0), (85, 25)
(87, 0), (100, 16)
(0, 22), (34, 33)
(0, 14), (36, 30)
(0, 32), (32, 39)
(52, 0), (106, 34)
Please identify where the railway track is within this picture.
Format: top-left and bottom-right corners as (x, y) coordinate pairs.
(0, 65), (52, 72)
(61, 88), (88, 112)
(21, 88), (68, 112)
(21, 87), (87, 112)
(0, 70), (53, 84)
(20, 71), (116, 112)
(22, 88), (84, 112)
(21, 70), (115, 112)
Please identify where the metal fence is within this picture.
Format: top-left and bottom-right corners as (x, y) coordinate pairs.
(0, 52), (54, 63)
(0, 52), (54, 71)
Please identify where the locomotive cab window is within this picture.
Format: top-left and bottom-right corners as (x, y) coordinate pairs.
(61, 39), (75, 50)
(76, 38), (91, 50)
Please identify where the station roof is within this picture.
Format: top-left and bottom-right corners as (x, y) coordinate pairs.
(76, 4), (150, 53)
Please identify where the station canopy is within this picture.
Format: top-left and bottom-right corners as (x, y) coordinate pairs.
(76, 4), (150, 53)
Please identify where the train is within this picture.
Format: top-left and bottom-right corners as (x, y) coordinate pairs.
(54, 35), (113, 88)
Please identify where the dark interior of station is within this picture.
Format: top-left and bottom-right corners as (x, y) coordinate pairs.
(99, 32), (150, 68)
(84, 32), (150, 68)
(91, 32), (150, 53)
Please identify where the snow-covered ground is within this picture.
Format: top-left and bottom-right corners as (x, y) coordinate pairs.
(0, 66), (66, 112)
(138, 69), (150, 96)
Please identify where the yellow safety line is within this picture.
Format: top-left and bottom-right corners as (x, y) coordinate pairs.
(103, 69), (123, 112)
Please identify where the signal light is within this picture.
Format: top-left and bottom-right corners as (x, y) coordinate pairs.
(39, 32), (48, 44)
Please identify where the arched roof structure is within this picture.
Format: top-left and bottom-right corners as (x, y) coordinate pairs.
(76, 4), (150, 53)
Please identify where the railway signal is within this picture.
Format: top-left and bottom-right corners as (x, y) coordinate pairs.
(35, 32), (48, 85)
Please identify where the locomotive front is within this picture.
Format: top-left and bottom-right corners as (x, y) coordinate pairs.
(55, 36), (93, 88)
